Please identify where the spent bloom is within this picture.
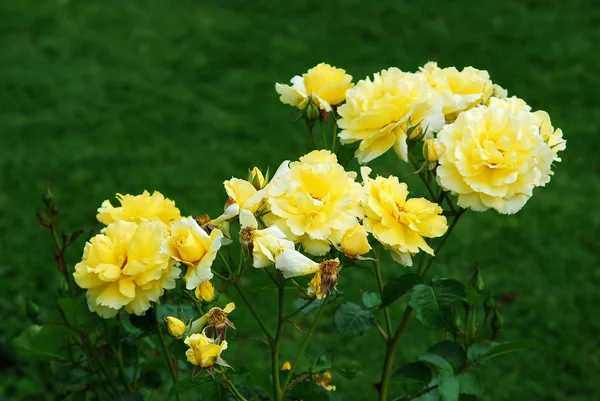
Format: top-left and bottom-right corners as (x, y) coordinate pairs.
(315, 372), (337, 391)
(435, 98), (558, 214)
(97, 190), (181, 226)
(275, 249), (340, 299)
(337, 68), (444, 164)
(73, 220), (180, 318)
(166, 316), (186, 339)
(266, 150), (363, 256)
(275, 63), (354, 111)
(184, 332), (228, 369)
(239, 209), (294, 268)
(418, 61), (503, 121)
(189, 302), (236, 340)
(161, 217), (223, 290)
(361, 168), (448, 266)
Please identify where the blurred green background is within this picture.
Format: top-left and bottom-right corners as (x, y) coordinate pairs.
(1, 0), (598, 400)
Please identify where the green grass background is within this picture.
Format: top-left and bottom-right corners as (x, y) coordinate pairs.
(1, 0), (598, 400)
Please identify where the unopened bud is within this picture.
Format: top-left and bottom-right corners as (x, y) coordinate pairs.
(422, 139), (439, 163)
(304, 97), (320, 127)
(281, 361), (291, 371)
(469, 267), (485, 293)
(43, 181), (54, 204)
(453, 312), (463, 333)
(195, 280), (216, 304)
(491, 309), (504, 339)
(165, 316), (186, 339)
(483, 291), (495, 313)
(247, 167), (267, 190)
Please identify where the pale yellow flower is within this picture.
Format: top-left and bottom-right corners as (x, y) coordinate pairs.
(239, 210), (294, 268)
(361, 167), (448, 266)
(195, 280), (215, 303)
(97, 190), (181, 226)
(436, 99), (556, 214)
(73, 221), (180, 318)
(166, 316), (186, 339)
(337, 68), (444, 164)
(213, 178), (266, 224)
(266, 150), (363, 256)
(184, 332), (228, 368)
(161, 217), (224, 290)
(275, 63), (353, 111)
(340, 224), (371, 256)
(275, 250), (340, 299)
(419, 61), (500, 120)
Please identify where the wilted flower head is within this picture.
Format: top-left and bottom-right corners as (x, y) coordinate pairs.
(337, 68), (444, 164)
(239, 210), (294, 268)
(74, 221), (180, 318)
(276, 63), (353, 112)
(361, 168), (448, 266)
(275, 249), (340, 299)
(266, 150), (363, 256)
(435, 98), (558, 214)
(161, 217), (224, 290)
(315, 372), (336, 391)
(97, 190), (181, 226)
(190, 302), (236, 340)
(184, 332), (229, 371)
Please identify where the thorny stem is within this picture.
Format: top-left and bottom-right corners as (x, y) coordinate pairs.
(154, 307), (181, 401)
(284, 297), (316, 321)
(281, 298), (328, 393)
(226, 379), (249, 401)
(408, 153), (436, 200)
(331, 111), (338, 152)
(233, 281), (273, 343)
(373, 252), (393, 338)
(320, 118), (328, 149)
(308, 125), (319, 149)
(115, 342), (133, 392)
(272, 276), (286, 400)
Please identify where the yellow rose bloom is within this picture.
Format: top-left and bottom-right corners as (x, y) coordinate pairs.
(195, 280), (215, 303)
(213, 178), (266, 224)
(435, 99), (556, 214)
(161, 217), (224, 290)
(275, 63), (353, 111)
(166, 316), (186, 339)
(184, 333), (228, 368)
(419, 61), (499, 120)
(361, 167), (448, 266)
(74, 220), (180, 318)
(239, 210), (294, 268)
(337, 68), (444, 164)
(266, 150), (363, 256)
(97, 190), (181, 226)
(340, 224), (371, 256)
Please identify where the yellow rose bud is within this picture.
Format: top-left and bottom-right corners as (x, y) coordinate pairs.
(422, 139), (439, 163)
(281, 361), (292, 371)
(195, 280), (215, 303)
(340, 224), (371, 256)
(247, 167), (267, 190)
(165, 316), (186, 339)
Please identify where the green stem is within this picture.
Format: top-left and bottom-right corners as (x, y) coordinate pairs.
(212, 270), (229, 282)
(282, 298), (328, 392)
(116, 342), (133, 392)
(218, 251), (233, 276)
(420, 209), (465, 277)
(320, 119), (328, 149)
(226, 379), (248, 401)
(408, 153), (436, 200)
(284, 297), (316, 321)
(154, 307), (181, 401)
(331, 112), (338, 152)
(373, 254), (392, 338)
(272, 278), (286, 400)
(233, 281), (273, 343)
(308, 125), (319, 149)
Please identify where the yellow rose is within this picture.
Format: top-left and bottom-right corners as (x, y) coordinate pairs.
(361, 167), (448, 266)
(337, 68), (444, 164)
(436, 99), (556, 214)
(239, 210), (294, 268)
(266, 150), (364, 256)
(162, 217), (223, 290)
(340, 224), (371, 256)
(184, 333), (228, 368)
(165, 316), (186, 339)
(73, 221), (180, 318)
(195, 280), (215, 303)
(275, 63), (353, 111)
(97, 190), (181, 226)
(419, 61), (500, 120)
(213, 178), (266, 224)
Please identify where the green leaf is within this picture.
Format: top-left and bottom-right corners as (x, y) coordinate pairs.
(12, 324), (73, 361)
(381, 273), (421, 308)
(427, 341), (466, 372)
(314, 349), (334, 373)
(439, 370), (460, 401)
(457, 372), (482, 396)
(294, 298), (323, 314)
(467, 339), (540, 365)
(409, 279), (465, 331)
(334, 302), (374, 337)
(362, 291), (382, 308)
(392, 361), (432, 384)
(58, 295), (102, 333)
(337, 360), (362, 379)
(419, 353), (453, 372)
(169, 376), (213, 396)
(114, 393), (144, 401)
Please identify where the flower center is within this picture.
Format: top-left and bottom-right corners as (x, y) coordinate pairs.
(195, 214), (212, 226)
(208, 309), (227, 326)
(239, 226), (256, 242)
(319, 259), (340, 276)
